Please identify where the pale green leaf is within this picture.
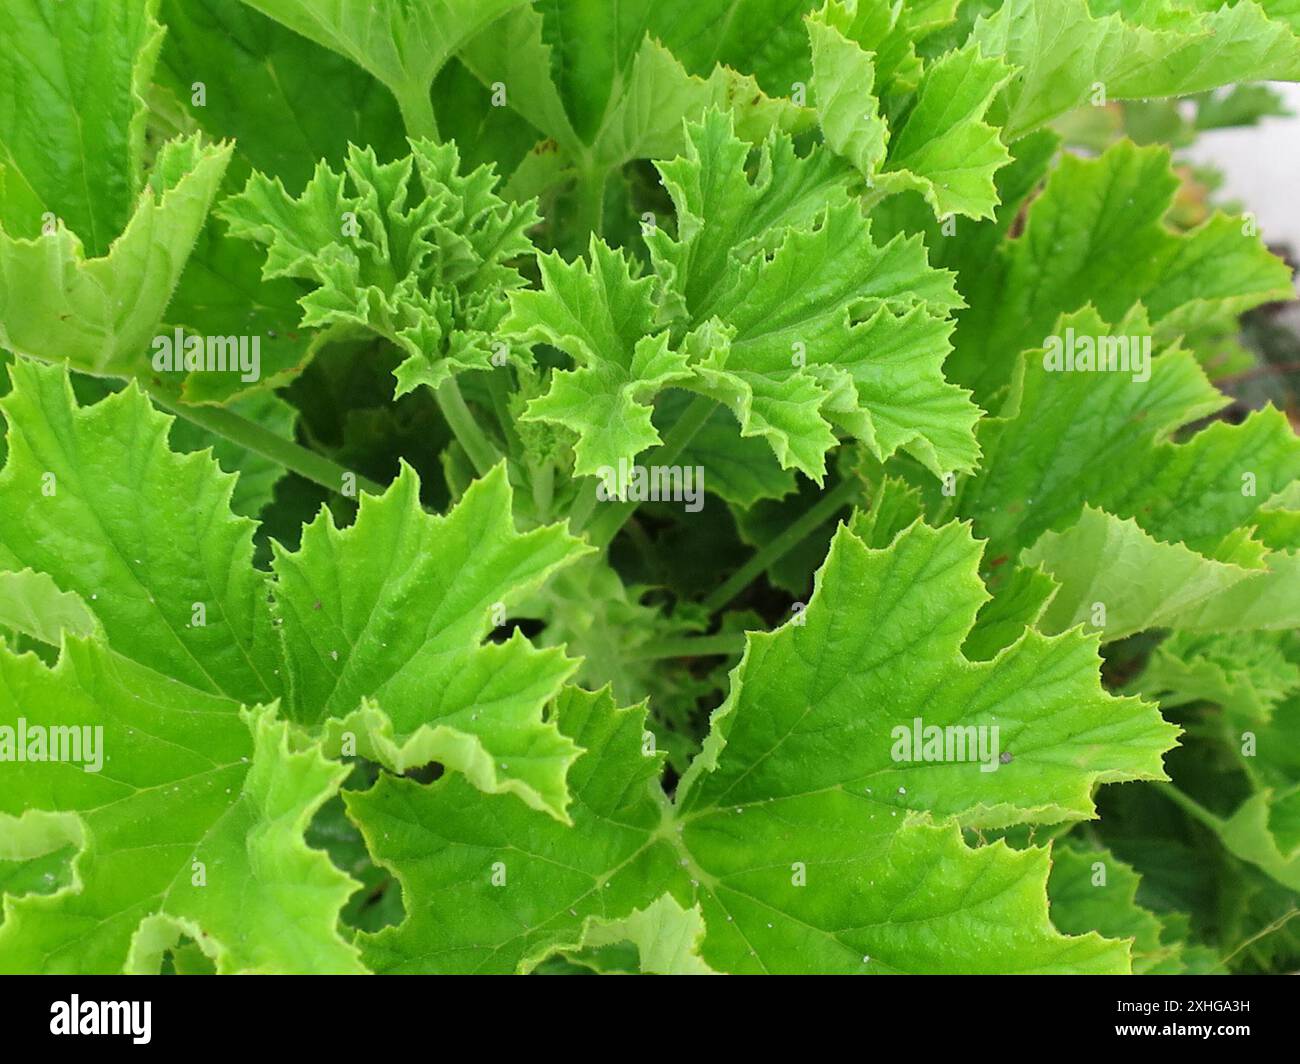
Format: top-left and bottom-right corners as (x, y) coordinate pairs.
(972, 0), (1300, 140)
(0, 360), (281, 705)
(0, 0), (164, 254)
(960, 308), (1300, 592)
(221, 139), (540, 396)
(272, 463), (592, 820)
(1022, 507), (1267, 641)
(808, 15), (889, 178)
(0, 570), (99, 647)
(0, 640), (363, 974)
(0, 136), (232, 379)
(551, 893), (717, 975)
(506, 240), (693, 476)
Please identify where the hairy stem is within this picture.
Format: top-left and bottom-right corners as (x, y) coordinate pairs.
(1154, 782), (1226, 829)
(396, 83), (439, 141)
(701, 476), (862, 613)
(435, 377), (503, 477)
(486, 368), (521, 454)
(566, 476), (602, 535)
(531, 461), (555, 523)
(572, 165), (608, 244)
(148, 387), (384, 498)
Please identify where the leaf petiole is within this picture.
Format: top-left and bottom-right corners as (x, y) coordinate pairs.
(701, 476), (862, 613)
(581, 395), (717, 547)
(396, 84), (440, 141)
(434, 377), (504, 477)
(147, 385), (385, 498)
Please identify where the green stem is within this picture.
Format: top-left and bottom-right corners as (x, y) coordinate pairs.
(531, 461), (555, 523)
(435, 377), (502, 477)
(1155, 782), (1226, 830)
(624, 517), (664, 582)
(573, 165), (608, 244)
(582, 396), (717, 547)
(396, 83), (439, 141)
(633, 632), (747, 661)
(1222, 907), (1300, 965)
(566, 476), (602, 536)
(702, 476), (862, 614)
(486, 368), (521, 454)
(148, 388), (384, 498)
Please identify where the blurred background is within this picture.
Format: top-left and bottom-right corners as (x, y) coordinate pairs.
(1189, 83), (1300, 432)
(1189, 82), (1300, 259)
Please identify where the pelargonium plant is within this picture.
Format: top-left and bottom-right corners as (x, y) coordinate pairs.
(0, 0), (1298, 976)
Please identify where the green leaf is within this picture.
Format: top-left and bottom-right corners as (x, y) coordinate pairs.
(1134, 631), (1300, 727)
(168, 388), (301, 517)
(0, 639), (363, 974)
(163, 221), (323, 407)
(947, 141), (1294, 403)
(237, 0), (529, 137)
(957, 308), (1300, 635)
(511, 103), (947, 482)
(551, 893), (717, 975)
(158, 0), (406, 190)
(1022, 507), (1283, 641)
(807, 14), (889, 179)
(1048, 842), (1222, 974)
(507, 240), (692, 476)
(221, 139), (540, 396)
(972, 0), (1300, 141)
(0, 136), (232, 380)
(347, 520), (1176, 973)
(643, 111), (978, 482)
(459, 3), (812, 181)
(962, 564), (1058, 662)
(272, 463), (592, 820)
(582, 37), (810, 175)
(648, 0), (824, 95)
(1131, 631), (1300, 893)
(648, 110), (859, 319)
(0, 0), (164, 254)
(0, 810), (82, 904)
(1, 0), (1295, 978)
(0, 360), (591, 821)
(678, 520), (1176, 830)
(1218, 800), (1300, 892)
(0, 360), (281, 705)
(875, 44), (1013, 221)
(808, 13), (1012, 219)
(663, 391), (798, 507)
(0, 570), (99, 647)
(814, 0), (960, 99)
(346, 685), (677, 973)
(521, 552), (708, 712)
